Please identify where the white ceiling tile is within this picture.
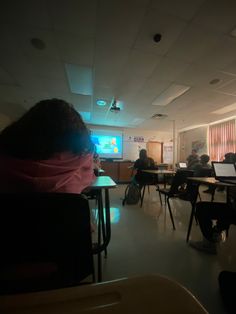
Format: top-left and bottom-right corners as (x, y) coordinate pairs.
(1, 1), (236, 131)
(193, 0), (236, 33)
(150, 0), (206, 21)
(0, 67), (18, 86)
(195, 35), (236, 69)
(54, 32), (95, 66)
(123, 49), (161, 78)
(0, 0), (51, 29)
(149, 56), (190, 82)
(134, 9), (187, 55)
(217, 79), (236, 95)
(175, 64), (235, 88)
(167, 23), (220, 63)
(48, 0), (97, 37)
(96, 1), (146, 47)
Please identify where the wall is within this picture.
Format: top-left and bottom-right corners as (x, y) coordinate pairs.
(88, 124), (172, 162)
(178, 126), (208, 161)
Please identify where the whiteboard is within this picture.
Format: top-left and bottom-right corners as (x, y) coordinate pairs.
(123, 141), (146, 161)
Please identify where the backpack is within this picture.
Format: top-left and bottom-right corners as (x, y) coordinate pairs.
(122, 182), (140, 205)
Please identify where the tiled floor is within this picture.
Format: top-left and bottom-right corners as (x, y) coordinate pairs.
(90, 184), (236, 314)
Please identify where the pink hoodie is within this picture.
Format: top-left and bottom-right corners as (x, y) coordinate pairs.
(0, 152), (95, 194)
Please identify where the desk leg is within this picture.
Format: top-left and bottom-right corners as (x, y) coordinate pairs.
(104, 189), (111, 251)
(97, 191), (102, 282)
(186, 203), (195, 242)
(100, 190), (107, 258)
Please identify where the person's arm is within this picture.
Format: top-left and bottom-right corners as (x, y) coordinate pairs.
(134, 159), (139, 169)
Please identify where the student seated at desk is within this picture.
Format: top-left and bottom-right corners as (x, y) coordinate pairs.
(192, 154), (212, 176)
(186, 149), (199, 170)
(134, 149), (156, 185)
(189, 186), (236, 255)
(0, 98), (95, 194)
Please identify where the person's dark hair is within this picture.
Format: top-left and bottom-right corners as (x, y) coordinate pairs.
(139, 149), (148, 160)
(200, 154), (210, 164)
(224, 152), (236, 163)
(0, 98), (94, 160)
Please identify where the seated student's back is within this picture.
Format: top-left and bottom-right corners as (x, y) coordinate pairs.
(134, 149), (155, 184)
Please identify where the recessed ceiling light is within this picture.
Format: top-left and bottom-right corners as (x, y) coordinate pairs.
(209, 78), (220, 85)
(30, 38), (46, 50)
(96, 99), (107, 106)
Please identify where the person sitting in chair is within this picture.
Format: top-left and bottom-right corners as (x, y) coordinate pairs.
(186, 149), (199, 170)
(189, 185), (236, 254)
(134, 149), (155, 186)
(192, 154), (212, 177)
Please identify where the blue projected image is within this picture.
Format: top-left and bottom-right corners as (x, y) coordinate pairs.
(91, 133), (123, 159)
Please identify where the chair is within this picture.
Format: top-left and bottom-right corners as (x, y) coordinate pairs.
(0, 193), (95, 295)
(178, 180), (200, 242)
(137, 168), (159, 207)
(0, 274), (208, 314)
(157, 170), (194, 230)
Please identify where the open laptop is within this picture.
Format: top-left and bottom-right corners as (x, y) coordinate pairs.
(178, 162), (187, 169)
(212, 162), (236, 184)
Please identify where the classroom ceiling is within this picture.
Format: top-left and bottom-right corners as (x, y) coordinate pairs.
(1, 0), (236, 132)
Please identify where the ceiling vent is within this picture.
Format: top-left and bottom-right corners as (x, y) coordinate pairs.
(151, 113), (168, 119)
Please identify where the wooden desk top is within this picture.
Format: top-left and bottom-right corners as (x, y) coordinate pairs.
(142, 169), (176, 175)
(188, 177), (235, 187)
(91, 176), (117, 189)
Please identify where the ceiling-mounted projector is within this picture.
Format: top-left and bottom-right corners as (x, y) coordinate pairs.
(110, 99), (121, 112)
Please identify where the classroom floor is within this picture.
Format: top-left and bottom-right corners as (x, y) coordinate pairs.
(90, 184), (236, 314)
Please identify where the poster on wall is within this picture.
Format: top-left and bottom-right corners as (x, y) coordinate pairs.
(192, 140), (206, 154)
(163, 142), (173, 164)
(134, 136), (144, 142)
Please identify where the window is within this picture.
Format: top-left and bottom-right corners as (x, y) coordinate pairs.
(209, 119), (236, 161)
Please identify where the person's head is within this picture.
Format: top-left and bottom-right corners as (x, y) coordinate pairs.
(224, 152), (235, 163)
(200, 154), (210, 164)
(0, 98), (94, 159)
(139, 149), (148, 160)
(192, 149), (198, 156)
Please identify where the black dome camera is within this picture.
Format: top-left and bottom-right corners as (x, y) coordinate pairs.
(153, 33), (162, 43)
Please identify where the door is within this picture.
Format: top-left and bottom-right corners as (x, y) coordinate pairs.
(146, 141), (163, 164)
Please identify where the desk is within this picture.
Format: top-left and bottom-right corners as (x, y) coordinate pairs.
(0, 275), (208, 314)
(142, 169), (176, 187)
(91, 176), (116, 282)
(186, 177), (235, 242)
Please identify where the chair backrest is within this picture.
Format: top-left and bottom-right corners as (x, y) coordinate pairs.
(169, 170), (193, 195)
(193, 167), (213, 177)
(0, 193), (94, 294)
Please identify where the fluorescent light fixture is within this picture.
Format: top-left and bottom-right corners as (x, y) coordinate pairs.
(152, 84), (190, 106)
(96, 99), (107, 106)
(65, 63), (93, 96)
(212, 102), (236, 114)
(79, 111), (91, 121)
(131, 118), (145, 125)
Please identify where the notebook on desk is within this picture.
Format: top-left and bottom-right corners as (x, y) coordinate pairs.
(212, 162), (236, 184)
